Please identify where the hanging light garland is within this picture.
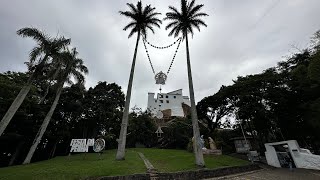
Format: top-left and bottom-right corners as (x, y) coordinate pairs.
(142, 36), (182, 85)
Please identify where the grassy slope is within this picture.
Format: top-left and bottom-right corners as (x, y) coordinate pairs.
(0, 149), (145, 180)
(0, 148), (249, 180)
(135, 148), (249, 172)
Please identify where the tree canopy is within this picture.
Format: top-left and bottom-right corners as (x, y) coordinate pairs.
(197, 31), (320, 154)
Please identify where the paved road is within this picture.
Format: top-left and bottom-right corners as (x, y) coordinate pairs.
(206, 168), (320, 180)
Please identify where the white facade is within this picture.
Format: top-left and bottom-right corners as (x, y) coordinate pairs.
(265, 140), (320, 170)
(147, 89), (190, 117)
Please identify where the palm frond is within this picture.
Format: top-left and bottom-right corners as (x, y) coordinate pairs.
(119, 11), (136, 19)
(29, 46), (42, 63)
(147, 12), (162, 19)
(126, 3), (137, 14)
(164, 0), (208, 38)
(146, 25), (155, 34)
(191, 21), (201, 32)
(147, 21), (161, 29)
(181, 0), (188, 15)
(17, 27), (49, 44)
(187, 0), (195, 13)
(147, 18), (162, 25)
(52, 37), (71, 49)
(165, 21), (179, 30)
(174, 25), (183, 37)
(188, 4), (204, 17)
(191, 12), (208, 18)
(128, 28), (137, 38)
(72, 70), (85, 84)
(143, 5), (153, 16)
(168, 6), (180, 16)
(187, 25), (194, 37)
(120, 1), (161, 38)
(192, 19), (207, 27)
(123, 22), (136, 31)
(168, 26), (178, 37)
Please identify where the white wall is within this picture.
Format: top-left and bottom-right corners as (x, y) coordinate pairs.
(265, 140), (320, 170)
(147, 89), (190, 117)
(264, 144), (281, 168)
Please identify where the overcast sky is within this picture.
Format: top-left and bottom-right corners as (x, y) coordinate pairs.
(1, 0), (320, 109)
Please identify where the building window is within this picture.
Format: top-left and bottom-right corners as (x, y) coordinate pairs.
(155, 100), (157, 103)
(174, 96), (176, 99)
(160, 100), (163, 103)
(166, 100), (169, 103)
(159, 104), (161, 107)
(159, 94), (163, 98)
(166, 95), (168, 98)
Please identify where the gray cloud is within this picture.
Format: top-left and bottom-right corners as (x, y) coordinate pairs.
(1, 0), (320, 109)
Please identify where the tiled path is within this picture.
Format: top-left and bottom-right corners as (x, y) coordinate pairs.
(205, 168), (320, 180)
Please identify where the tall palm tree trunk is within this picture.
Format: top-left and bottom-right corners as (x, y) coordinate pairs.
(38, 84), (50, 104)
(116, 32), (141, 160)
(49, 139), (59, 159)
(38, 65), (62, 104)
(0, 55), (48, 136)
(8, 140), (24, 166)
(23, 82), (64, 164)
(185, 34), (205, 167)
(0, 84), (31, 136)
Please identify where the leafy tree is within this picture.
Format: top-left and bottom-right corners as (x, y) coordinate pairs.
(23, 48), (88, 164)
(0, 27), (70, 136)
(0, 72), (39, 166)
(0, 71), (129, 166)
(164, 0), (208, 166)
(117, 1), (161, 160)
(197, 85), (236, 133)
(197, 31), (320, 154)
(82, 82), (124, 139)
(126, 110), (157, 148)
(308, 51), (320, 83)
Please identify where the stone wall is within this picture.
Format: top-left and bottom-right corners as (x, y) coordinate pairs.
(93, 164), (260, 180)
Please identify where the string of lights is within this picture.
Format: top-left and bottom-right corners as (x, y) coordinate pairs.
(143, 36), (181, 49)
(142, 37), (182, 77)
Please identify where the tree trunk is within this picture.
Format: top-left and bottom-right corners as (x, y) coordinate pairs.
(0, 85), (31, 136)
(23, 82), (64, 164)
(185, 35), (205, 167)
(38, 84), (50, 104)
(116, 32), (141, 160)
(50, 139), (59, 159)
(38, 65), (61, 104)
(8, 141), (24, 166)
(0, 54), (49, 136)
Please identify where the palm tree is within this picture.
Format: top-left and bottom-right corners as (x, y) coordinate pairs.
(0, 27), (70, 136)
(23, 48), (88, 164)
(116, 1), (161, 160)
(164, 0), (208, 166)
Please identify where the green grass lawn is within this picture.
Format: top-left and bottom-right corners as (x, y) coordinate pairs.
(134, 148), (249, 172)
(0, 148), (249, 180)
(0, 149), (145, 180)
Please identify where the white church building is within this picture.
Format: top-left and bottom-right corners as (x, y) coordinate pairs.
(147, 89), (191, 118)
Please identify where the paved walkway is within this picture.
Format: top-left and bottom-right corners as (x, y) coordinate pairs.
(206, 168), (320, 180)
(137, 152), (157, 173)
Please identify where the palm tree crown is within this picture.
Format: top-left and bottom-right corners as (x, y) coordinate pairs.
(120, 1), (162, 38)
(56, 48), (88, 85)
(17, 27), (70, 76)
(164, 0), (208, 38)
